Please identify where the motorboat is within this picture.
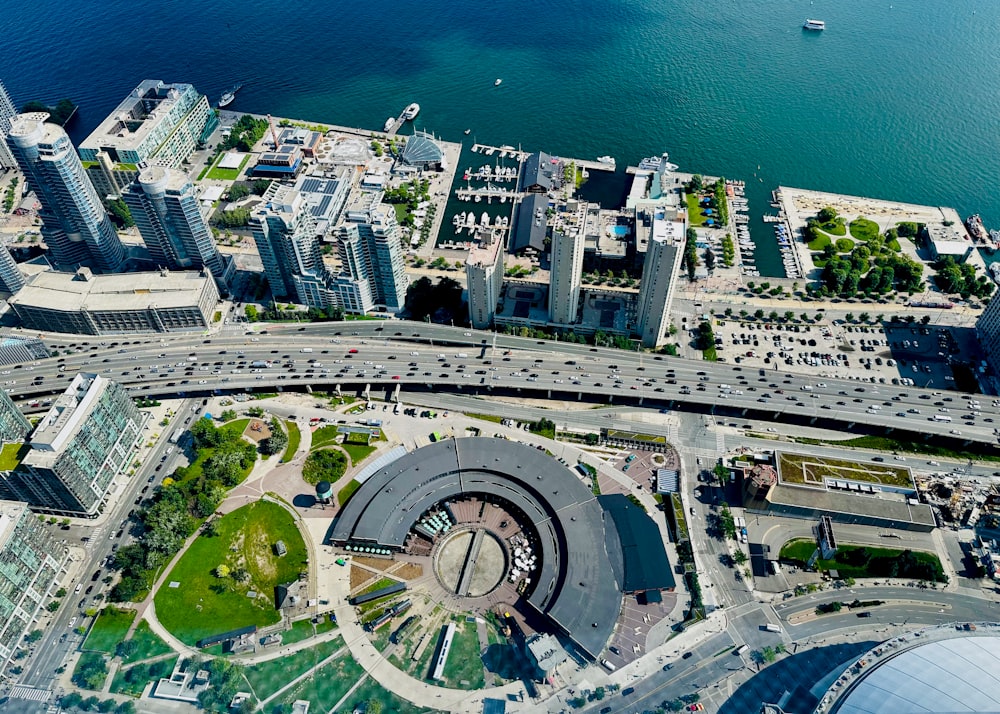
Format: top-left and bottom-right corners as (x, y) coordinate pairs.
(803, 19), (826, 30)
(219, 82), (243, 108)
(494, 78), (503, 86)
(383, 117), (395, 132)
(596, 155), (616, 166)
(403, 103), (420, 121)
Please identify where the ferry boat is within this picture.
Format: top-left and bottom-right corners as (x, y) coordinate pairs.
(383, 117), (395, 132)
(803, 19), (826, 30)
(403, 103), (420, 121)
(218, 82), (243, 108)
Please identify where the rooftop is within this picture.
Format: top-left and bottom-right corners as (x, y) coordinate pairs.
(79, 80), (198, 153)
(466, 229), (504, 268)
(0, 500), (28, 550)
(9, 268), (214, 313)
(25, 373), (105, 454)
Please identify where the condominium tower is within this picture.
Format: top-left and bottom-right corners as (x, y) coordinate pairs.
(6, 114), (126, 272)
(0, 80), (18, 170)
(335, 208), (408, 313)
(0, 373), (143, 516)
(251, 184), (334, 308)
(78, 80), (216, 198)
(976, 295), (1000, 377)
(635, 210), (684, 348)
(548, 225), (585, 325)
(465, 231), (505, 329)
(123, 166), (233, 291)
(0, 389), (30, 445)
(0, 244), (25, 293)
(0, 500), (68, 673)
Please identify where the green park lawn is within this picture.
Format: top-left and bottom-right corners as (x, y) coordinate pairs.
(342, 442), (376, 465)
(780, 540), (946, 581)
(346, 677), (433, 714)
(283, 419), (301, 461)
(310, 425), (340, 451)
(120, 621), (173, 664)
(272, 652), (365, 712)
(110, 655), (178, 698)
(779, 538), (818, 564)
(84, 607), (135, 654)
(174, 419), (252, 485)
(849, 217), (880, 242)
(337, 479), (361, 506)
(834, 238), (855, 253)
(807, 233), (831, 251)
(818, 218), (847, 236)
(686, 193), (706, 226)
(154, 500), (307, 645)
(241, 637), (342, 701)
(206, 153), (249, 181)
(436, 619), (485, 689)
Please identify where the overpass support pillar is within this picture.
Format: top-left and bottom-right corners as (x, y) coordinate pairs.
(810, 416), (816, 424)
(334, 383), (341, 395)
(638, 396), (643, 406)
(847, 422), (855, 430)
(578, 391), (582, 401)
(363, 383), (370, 400)
(305, 385), (312, 394)
(392, 383), (400, 402)
(547, 390), (552, 399)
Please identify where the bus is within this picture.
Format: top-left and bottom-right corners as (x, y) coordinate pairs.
(169, 429), (184, 444)
(932, 414), (952, 422)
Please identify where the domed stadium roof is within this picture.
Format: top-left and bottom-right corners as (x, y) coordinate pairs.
(401, 131), (444, 166)
(832, 634), (1000, 714)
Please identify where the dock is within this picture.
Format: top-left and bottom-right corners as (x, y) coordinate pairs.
(469, 143), (616, 173)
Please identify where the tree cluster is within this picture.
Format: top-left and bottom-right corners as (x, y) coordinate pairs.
(817, 241), (924, 297)
(404, 276), (465, 324)
(260, 417), (288, 456)
(220, 115), (269, 153)
(197, 658), (253, 712)
(213, 206), (251, 228)
(110, 420), (256, 601)
(681, 227), (699, 281)
(302, 449), (347, 486)
(72, 652), (108, 690)
(528, 417), (556, 439)
(104, 198), (134, 229)
(694, 320), (715, 351)
(712, 178), (729, 225)
(22, 98), (76, 125)
(933, 257), (994, 299)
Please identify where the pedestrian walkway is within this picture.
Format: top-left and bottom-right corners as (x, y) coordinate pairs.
(9, 685), (51, 701)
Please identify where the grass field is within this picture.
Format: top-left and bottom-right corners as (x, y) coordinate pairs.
(686, 192), (706, 226)
(241, 637), (343, 701)
(283, 419), (301, 461)
(120, 621), (173, 664)
(606, 430), (666, 444)
(849, 217), (881, 242)
(807, 233), (831, 251)
(338, 479), (361, 506)
(343, 442), (376, 465)
(83, 607), (135, 654)
(781, 542), (945, 581)
(310, 425), (340, 451)
(176, 419), (253, 485)
(206, 153), (249, 181)
(438, 619), (485, 689)
(154, 501), (307, 645)
(0, 442), (28, 470)
(110, 655), (178, 698)
(346, 676), (433, 714)
(777, 451), (913, 489)
(272, 652), (365, 712)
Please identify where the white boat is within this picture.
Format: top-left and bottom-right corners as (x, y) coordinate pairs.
(596, 155), (616, 166)
(383, 117), (395, 132)
(403, 103), (420, 121)
(218, 82), (243, 108)
(494, 78), (503, 86)
(803, 19), (826, 30)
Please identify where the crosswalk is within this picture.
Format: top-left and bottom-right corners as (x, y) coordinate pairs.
(10, 685), (51, 702)
(716, 430), (726, 453)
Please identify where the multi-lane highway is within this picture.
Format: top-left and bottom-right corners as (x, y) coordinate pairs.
(11, 321), (1000, 448)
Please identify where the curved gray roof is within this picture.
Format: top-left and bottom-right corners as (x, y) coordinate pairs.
(331, 437), (622, 658)
(834, 635), (1000, 714)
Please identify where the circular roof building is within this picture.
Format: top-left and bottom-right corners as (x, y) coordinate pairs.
(823, 627), (1000, 714)
(330, 437), (675, 660)
(400, 131), (446, 170)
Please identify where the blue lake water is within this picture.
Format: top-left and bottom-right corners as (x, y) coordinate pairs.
(4, 0), (1000, 276)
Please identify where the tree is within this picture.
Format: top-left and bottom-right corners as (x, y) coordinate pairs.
(46, 600), (60, 612)
(220, 409), (237, 422)
(818, 206), (838, 223)
(690, 174), (703, 192)
(25, 629), (43, 643)
(80, 696), (101, 711)
(61, 693), (83, 709)
(261, 417), (288, 456)
(72, 652), (109, 690)
(704, 247), (716, 272)
(227, 183), (251, 201)
(104, 198), (134, 228)
(244, 305), (259, 322)
(365, 700), (384, 714)
(214, 564), (231, 578)
(98, 699), (117, 713)
(56, 587), (67, 598)
(732, 550), (748, 566)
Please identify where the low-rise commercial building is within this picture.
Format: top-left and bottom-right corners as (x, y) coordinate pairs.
(0, 500), (68, 672)
(0, 373), (143, 516)
(8, 267), (219, 335)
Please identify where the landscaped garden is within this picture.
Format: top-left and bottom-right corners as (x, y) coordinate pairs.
(154, 500), (307, 645)
(303, 449), (348, 486)
(241, 637), (342, 702)
(777, 452), (913, 489)
(283, 419), (301, 461)
(780, 540), (946, 583)
(83, 607), (135, 654)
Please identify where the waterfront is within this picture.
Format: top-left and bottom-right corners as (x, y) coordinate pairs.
(4, 0), (1000, 276)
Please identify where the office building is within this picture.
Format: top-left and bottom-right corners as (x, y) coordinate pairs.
(465, 231), (505, 329)
(250, 184), (335, 308)
(78, 80), (216, 197)
(0, 80), (18, 170)
(0, 374), (143, 516)
(977, 296), (1000, 377)
(0, 389), (30, 445)
(336, 208), (408, 313)
(9, 268), (219, 335)
(635, 210), (684, 348)
(0, 244), (25, 293)
(6, 114), (126, 272)
(0, 500), (68, 672)
(122, 166), (233, 291)
(548, 224), (585, 325)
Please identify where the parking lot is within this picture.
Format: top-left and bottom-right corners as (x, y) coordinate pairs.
(707, 318), (978, 390)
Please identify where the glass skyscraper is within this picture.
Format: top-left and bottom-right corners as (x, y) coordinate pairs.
(6, 114), (126, 272)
